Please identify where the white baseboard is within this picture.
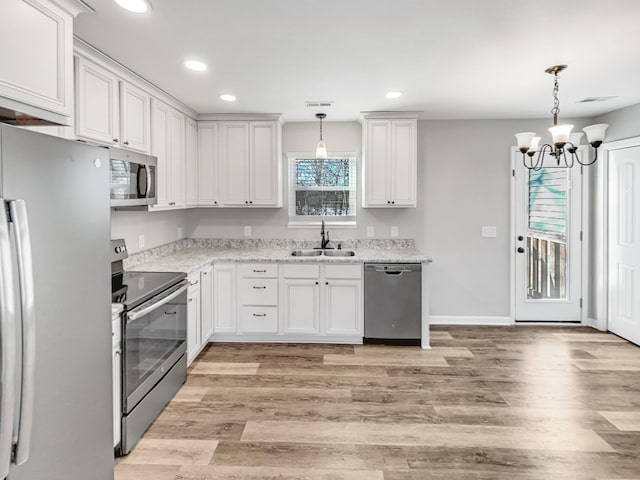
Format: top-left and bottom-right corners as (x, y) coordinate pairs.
(208, 334), (363, 344)
(429, 315), (513, 326)
(586, 317), (608, 331)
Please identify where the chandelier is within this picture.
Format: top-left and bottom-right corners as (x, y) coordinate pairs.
(515, 65), (608, 170)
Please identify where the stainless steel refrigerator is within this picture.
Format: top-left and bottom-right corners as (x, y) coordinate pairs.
(0, 125), (113, 480)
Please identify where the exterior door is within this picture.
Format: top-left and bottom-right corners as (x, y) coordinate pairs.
(514, 151), (583, 321)
(608, 146), (640, 345)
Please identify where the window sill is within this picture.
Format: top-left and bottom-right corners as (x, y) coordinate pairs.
(287, 219), (357, 229)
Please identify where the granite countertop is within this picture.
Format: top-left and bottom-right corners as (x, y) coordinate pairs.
(126, 239), (432, 275)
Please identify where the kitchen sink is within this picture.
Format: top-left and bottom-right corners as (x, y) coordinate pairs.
(291, 249), (323, 256)
(323, 250), (356, 257)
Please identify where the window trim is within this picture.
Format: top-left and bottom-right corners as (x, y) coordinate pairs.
(286, 151), (358, 228)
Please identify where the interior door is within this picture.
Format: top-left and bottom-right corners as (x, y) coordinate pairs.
(608, 145), (640, 345)
(514, 150), (583, 321)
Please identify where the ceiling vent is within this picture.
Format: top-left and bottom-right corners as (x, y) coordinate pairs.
(306, 101), (334, 108)
(576, 96), (618, 103)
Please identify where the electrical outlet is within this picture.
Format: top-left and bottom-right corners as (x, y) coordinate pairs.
(243, 225), (252, 237)
(482, 226), (497, 238)
(177, 227), (183, 238)
(390, 226), (399, 237)
(367, 226), (375, 237)
(138, 234), (145, 249)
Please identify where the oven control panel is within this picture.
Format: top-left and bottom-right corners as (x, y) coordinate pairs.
(111, 238), (129, 262)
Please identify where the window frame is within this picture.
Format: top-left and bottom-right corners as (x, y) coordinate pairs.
(286, 151), (358, 228)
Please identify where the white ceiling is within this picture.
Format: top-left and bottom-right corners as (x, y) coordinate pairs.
(75, 0), (640, 122)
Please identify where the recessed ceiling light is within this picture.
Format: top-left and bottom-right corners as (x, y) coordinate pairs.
(184, 60), (207, 72)
(220, 94), (237, 102)
(386, 91), (403, 99)
(114, 0), (150, 13)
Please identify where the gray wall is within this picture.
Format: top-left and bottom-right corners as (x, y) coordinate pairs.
(111, 209), (187, 253)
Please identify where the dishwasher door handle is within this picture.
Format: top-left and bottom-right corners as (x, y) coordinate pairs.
(382, 270), (409, 276)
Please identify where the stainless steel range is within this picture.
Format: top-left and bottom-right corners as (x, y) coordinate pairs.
(111, 239), (188, 455)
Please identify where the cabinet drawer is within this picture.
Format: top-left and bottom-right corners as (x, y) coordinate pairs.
(282, 264), (320, 279)
(240, 306), (279, 333)
(325, 264), (362, 279)
(239, 263), (278, 278)
(240, 278), (278, 305)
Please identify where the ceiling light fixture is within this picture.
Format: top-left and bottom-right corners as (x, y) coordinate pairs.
(184, 60), (207, 72)
(515, 65), (608, 170)
(315, 113), (327, 159)
(114, 0), (150, 13)
(386, 91), (402, 99)
(220, 94), (236, 102)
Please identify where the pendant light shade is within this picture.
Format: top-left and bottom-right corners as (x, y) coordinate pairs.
(315, 113), (327, 159)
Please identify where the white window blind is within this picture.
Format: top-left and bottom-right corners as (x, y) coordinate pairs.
(528, 168), (568, 238)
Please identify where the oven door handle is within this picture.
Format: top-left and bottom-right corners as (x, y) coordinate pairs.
(127, 281), (188, 322)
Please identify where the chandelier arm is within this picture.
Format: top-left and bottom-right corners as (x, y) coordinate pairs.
(576, 146), (599, 166)
(563, 149), (575, 168)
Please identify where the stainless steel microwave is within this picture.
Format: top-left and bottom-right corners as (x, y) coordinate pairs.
(109, 147), (157, 207)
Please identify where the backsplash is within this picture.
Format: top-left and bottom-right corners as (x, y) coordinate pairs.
(124, 238), (416, 269)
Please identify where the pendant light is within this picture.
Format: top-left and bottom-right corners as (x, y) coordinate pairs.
(315, 113), (327, 159)
(514, 65), (608, 170)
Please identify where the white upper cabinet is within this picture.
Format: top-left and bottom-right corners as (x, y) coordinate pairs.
(221, 120), (282, 207)
(120, 81), (151, 153)
(0, 0), (84, 125)
(197, 122), (220, 207)
(362, 114), (418, 208)
(75, 54), (151, 153)
(185, 117), (199, 207)
(75, 55), (119, 145)
(150, 99), (187, 209)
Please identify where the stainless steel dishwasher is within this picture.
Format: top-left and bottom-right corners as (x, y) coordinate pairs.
(364, 263), (422, 345)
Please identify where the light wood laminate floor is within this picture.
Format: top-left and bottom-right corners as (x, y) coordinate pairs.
(116, 326), (640, 479)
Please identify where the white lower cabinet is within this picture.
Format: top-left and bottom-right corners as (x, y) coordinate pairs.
(186, 265), (215, 366)
(281, 264), (362, 338)
(186, 273), (201, 364)
(210, 262), (363, 342)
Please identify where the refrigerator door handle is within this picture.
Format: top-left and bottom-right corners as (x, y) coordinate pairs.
(0, 200), (18, 478)
(9, 200), (36, 466)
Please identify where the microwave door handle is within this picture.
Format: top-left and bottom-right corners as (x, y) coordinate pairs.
(146, 165), (151, 199)
(9, 200), (36, 465)
(0, 200), (18, 479)
(137, 165), (148, 198)
(127, 282), (189, 322)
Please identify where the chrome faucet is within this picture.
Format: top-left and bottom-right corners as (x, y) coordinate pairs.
(320, 220), (330, 249)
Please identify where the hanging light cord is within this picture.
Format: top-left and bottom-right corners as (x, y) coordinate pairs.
(319, 116), (323, 140)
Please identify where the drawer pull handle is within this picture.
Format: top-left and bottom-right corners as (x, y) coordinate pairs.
(253, 269), (267, 273)
(190, 280), (199, 286)
(252, 313), (266, 317)
(252, 286), (266, 289)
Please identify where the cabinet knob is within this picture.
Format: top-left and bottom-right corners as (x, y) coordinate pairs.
(249, 201), (253, 204)
(113, 138), (119, 143)
(124, 140), (129, 145)
(392, 201), (395, 204)
(387, 201), (391, 204)
(325, 281), (329, 285)
(315, 281), (319, 285)
(245, 201), (248, 204)
(214, 201), (218, 205)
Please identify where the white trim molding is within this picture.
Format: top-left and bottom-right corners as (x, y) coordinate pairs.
(430, 315), (513, 326)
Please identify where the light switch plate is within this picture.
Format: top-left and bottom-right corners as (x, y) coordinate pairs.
(482, 226), (497, 238)
(367, 226), (375, 237)
(244, 226), (252, 237)
(390, 226), (399, 237)
(138, 234), (145, 249)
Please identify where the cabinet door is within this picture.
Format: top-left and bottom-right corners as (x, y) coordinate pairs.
(213, 264), (237, 333)
(150, 99), (171, 208)
(390, 120), (417, 206)
(221, 122), (250, 205)
(170, 109), (186, 207)
(198, 123), (219, 206)
(0, 0), (73, 120)
(249, 122), (281, 206)
(120, 81), (151, 153)
(200, 265), (214, 343)
(187, 285), (201, 364)
(324, 279), (362, 336)
(185, 117), (199, 206)
(282, 279), (320, 334)
(75, 56), (119, 145)
(364, 120), (391, 207)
